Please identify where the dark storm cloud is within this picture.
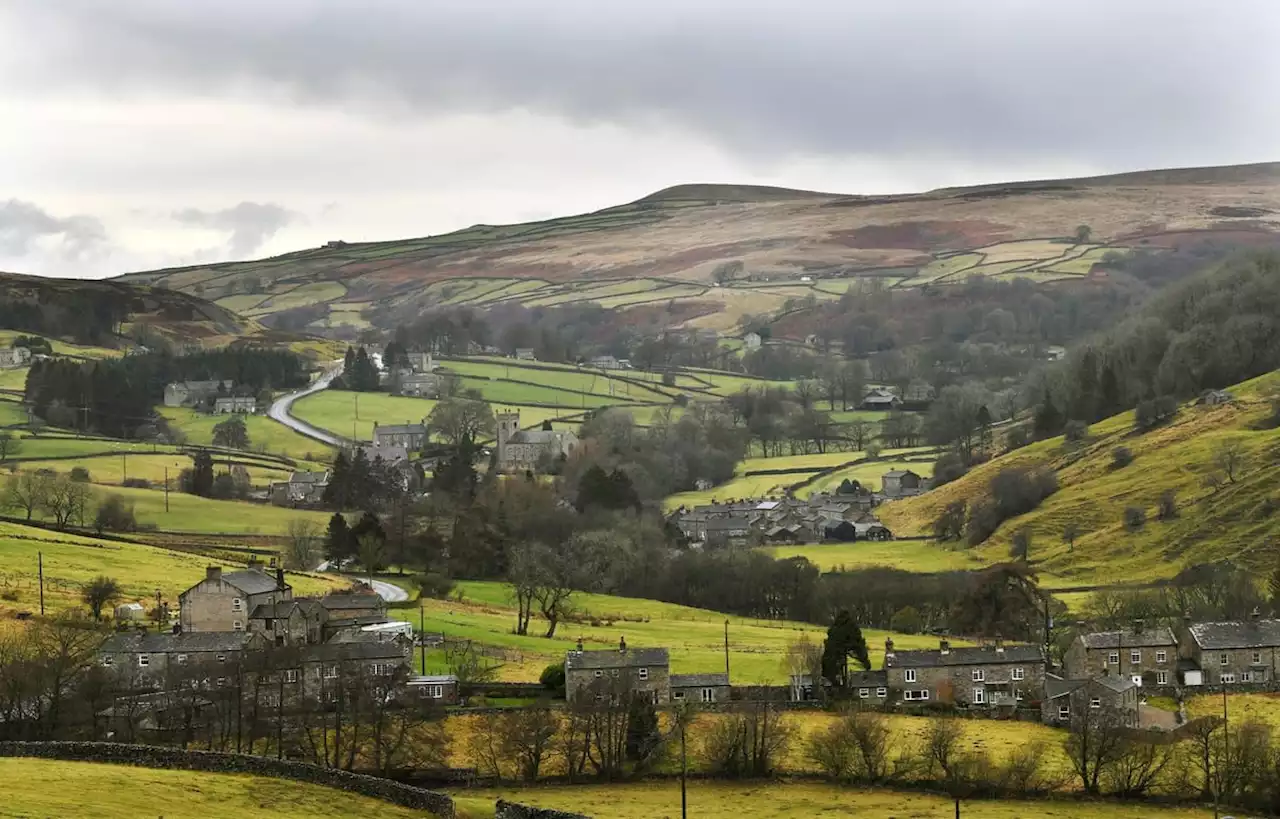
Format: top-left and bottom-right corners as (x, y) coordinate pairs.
(8, 0), (1277, 169)
(0, 200), (107, 260)
(172, 202), (300, 256)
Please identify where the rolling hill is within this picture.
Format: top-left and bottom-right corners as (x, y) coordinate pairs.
(877, 369), (1280, 588)
(113, 162), (1280, 336)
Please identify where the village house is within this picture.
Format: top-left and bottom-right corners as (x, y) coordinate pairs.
(163, 380), (233, 408)
(320, 591), (389, 623)
(495, 411), (579, 472)
(179, 564), (291, 633)
(1178, 614), (1280, 686)
(373, 420), (427, 451)
(297, 638), (412, 694)
(881, 469), (923, 498)
(853, 521), (894, 540)
(587, 354), (623, 370)
(514, 348), (537, 361)
(213, 395), (256, 414)
(271, 470), (329, 507)
(99, 631), (266, 688)
(849, 670), (890, 704)
(0, 346), (32, 368)
(407, 674), (461, 706)
(671, 673), (730, 704)
(883, 638), (1046, 708)
(742, 332), (762, 350)
(1064, 626), (1178, 687)
(398, 371), (442, 397)
(704, 516), (753, 547)
(1041, 673), (1140, 727)
(406, 351), (435, 373)
(861, 388), (901, 411)
(565, 639), (671, 705)
(248, 598), (328, 646)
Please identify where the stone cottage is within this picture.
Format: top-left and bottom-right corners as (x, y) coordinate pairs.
(565, 639), (671, 705)
(179, 564), (291, 634)
(883, 638), (1046, 708)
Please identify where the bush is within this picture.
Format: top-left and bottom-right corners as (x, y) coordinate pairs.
(1134, 395), (1178, 432)
(539, 663), (566, 693)
(416, 572), (455, 600)
(931, 452), (968, 487)
(1157, 489), (1178, 521)
(966, 467), (1058, 546)
(1111, 447), (1134, 469)
(865, 441), (883, 458)
(94, 494), (137, 534)
(890, 606), (923, 634)
(1003, 426), (1029, 452)
(121, 477), (151, 489)
(68, 467), (91, 483)
(1123, 506), (1146, 532)
(1063, 420), (1089, 443)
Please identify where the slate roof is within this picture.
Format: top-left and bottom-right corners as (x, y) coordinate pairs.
(886, 645), (1044, 668)
(1044, 673), (1137, 700)
(1080, 627), (1177, 649)
(303, 641), (407, 662)
(705, 516), (751, 532)
(1188, 620), (1280, 649)
(250, 599), (323, 620)
(847, 670), (888, 688)
(509, 429), (577, 445)
(376, 423), (426, 436)
(321, 593), (386, 611)
(358, 444), (410, 464)
(220, 569), (284, 596)
(565, 648), (670, 671)
(100, 632), (259, 654)
(289, 471), (329, 484)
(671, 673), (730, 688)
(883, 469), (919, 479)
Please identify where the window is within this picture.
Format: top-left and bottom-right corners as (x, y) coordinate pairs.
(904, 689), (929, 701)
(232, 598), (243, 612)
(904, 669), (917, 683)
(1130, 650), (1141, 664)
(176, 654), (187, 665)
(323, 665), (338, 679)
(1015, 690), (1024, 701)
(638, 667), (649, 681)
(1156, 671), (1168, 686)
(372, 663), (389, 676)
(1090, 698), (1102, 709)
(859, 688), (870, 699)
(973, 688), (985, 705)
(972, 669), (985, 682)
(216, 654), (226, 664)
(1058, 705), (1070, 719)
(593, 670), (603, 678)
(1108, 652), (1119, 665)
(424, 684), (444, 699)
(217, 677), (226, 687)
(138, 654), (149, 667)
(233, 620), (243, 632)
(1253, 651), (1263, 665)
(1012, 667), (1024, 681)
(1220, 672), (1236, 684)
(1220, 653), (1230, 666)
(102, 656), (113, 667)
(673, 691), (686, 701)
(1242, 671), (1253, 683)
(701, 688), (715, 703)
(1156, 650), (1167, 664)
(610, 669), (619, 678)
(284, 669), (299, 684)
(876, 687), (887, 698)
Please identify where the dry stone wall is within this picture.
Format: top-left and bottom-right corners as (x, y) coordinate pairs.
(495, 798), (592, 819)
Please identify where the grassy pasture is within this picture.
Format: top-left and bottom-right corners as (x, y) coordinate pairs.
(0, 366), (28, 389)
(455, 378), (621, 408)
(292, 390), (436, 442)
(452, 781), (1212, 819)
(440, 360), (670, 402)
(0, 397), (26, 425)
(0, 758), (426, 819)
(159, 407), (333, 461)
(10, 453), (292, 488)
(249, 281), (347, 313)
(0, 330), (122, 360)
(764, 539), (987, 573)
(421, 580), (947, 684)
(800, 458), (934, 497)
(88, 484), (334, 536)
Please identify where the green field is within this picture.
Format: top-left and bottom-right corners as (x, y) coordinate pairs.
(0, 366), (29, 389)
(0, 397), (26, 425)
(0, 520), (339, 615)
(421, 580), (949, 684)
(292, 390), (437, 442)
(160, 406), (333, 462)
(10, 453), (293, 488)
(763, 539), (988, 573)
(440, 359), (670, 402)
(0, 758), (426, 819)
(452, 781), (1214, 819)
(881, 370), (1280, 586)
(799, 458), (934, 497)
(96, 484), (334, 536)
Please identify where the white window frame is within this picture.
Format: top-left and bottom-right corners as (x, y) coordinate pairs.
(876, 687), (887, 698)
(1090, 698), (1102, 709)
(323, 664), (338, 679)
(1253, 651), (1263, 665)
(1130, 650), (1141, 664)
(701, 687), (715, 703)
(284, 669), (299, 683)
(1221, 672), (1236, 684)
(1156, 650), (1167, 664)
(1242, 671), (1253, 683)
(138, 654), (149, 667)
(216, 654), (226, 664)
(638, 667), (649, 681)
(176, 654), (187, 665)
(904, 669), (917, 683)
(1156, 671), (1168, 685)
(1012, 667), (1024, 681)
(904, 689), (929, 701)
(232, 598), (243, 612)
(372, 663), (388, 676)
(1058, 705), (1070, 719)
(426, 684), (444, 699)
(972, 668), (985, 682)
(217, 677), (226, 687)
(102, 655), (113, 667)
(1015, 690), (1024, 701)
(1108, 651), (1119, 665)
(593, 670), (603, 678)
(233, 620), (243, 632)
(972, 688), (985, 704)
(673, 691), (686, 701)
(859, 688), (870, 699)
(1220, 653), (1230, 666)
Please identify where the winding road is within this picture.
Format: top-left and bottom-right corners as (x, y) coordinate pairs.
(268, 364), (344, 447)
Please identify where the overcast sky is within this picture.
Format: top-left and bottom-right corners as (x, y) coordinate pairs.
(3, 0), (1278, 279)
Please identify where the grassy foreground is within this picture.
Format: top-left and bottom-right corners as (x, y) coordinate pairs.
(0, 757), (427, 819)
(451, 780), (1215, 819)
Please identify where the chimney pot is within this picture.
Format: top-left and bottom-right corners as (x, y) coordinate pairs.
(619, 636), (627, 653)
(939, 639), (950, 654)
(206, 566), (222, 582)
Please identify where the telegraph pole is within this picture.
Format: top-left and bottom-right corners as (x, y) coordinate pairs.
(724, 619), (730, 678)
(164, 467), (170, 513)
(420, 602), (427, 676)
(38, 551), (44, 616)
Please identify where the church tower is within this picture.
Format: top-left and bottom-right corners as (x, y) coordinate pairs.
(495, 409), (521, 467)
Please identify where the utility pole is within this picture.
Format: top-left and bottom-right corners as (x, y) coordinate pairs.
(420, 602), (427, 676)
(122, 451), (127, 484)
(164, 467), (170, 513)
(38, 551), (44, 616)
(724, 619), (730, 678)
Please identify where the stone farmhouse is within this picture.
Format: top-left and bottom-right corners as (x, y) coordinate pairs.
(883, 638), (1047, 708)
(1178, 615), (1280, 687)
(99, 631), (265, 684)
(0, 346), (32, 368)
(373, 421), (428, 451)
(861, 387), (901, 410)
(881, 469), (923, 498)
(248, 598), (328, 646)
(668, 492), (886, 546)
(1064, 626), (1178, 688)
(495, 410), (579, 473)
(163, 380), (234, 408)
(270, 470), (329, 507)
(179, 563), (291, 634)
(1042, 673), (1139, 727)
(565, 639), (672, 705)
(213, 395), (256, 414)
(671, 673), (730, 704)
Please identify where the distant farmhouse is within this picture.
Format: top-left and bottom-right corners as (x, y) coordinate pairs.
(271, 470), (330, 507)
(214, 395), (256, 414)
(373, 420), (428, 451)
(0, 346), (32, 369)
(495, 410), (579, 472)
(163, 380), (234, 409)
(861, 387), (901, 411)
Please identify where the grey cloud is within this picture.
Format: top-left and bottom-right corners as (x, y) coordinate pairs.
(172, 202), (299, 256)
(0, 199), (107, 260)
(5, 1), (1279, 170)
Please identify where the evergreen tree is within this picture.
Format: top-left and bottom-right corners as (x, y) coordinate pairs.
(189, 451), (214, 497)
(820, 609), (870, 690)
(432, 434), (478, 500)
(322, 451), (350, 509)
(325, 512), (353, 564)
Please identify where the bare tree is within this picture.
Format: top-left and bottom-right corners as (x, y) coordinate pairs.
(4, 471), (52, 521)
(501, 706), (560, 781)
(43, 475), (91, 530)
(1213, 438), (1246, 484)
(0, 431), (21, 466)
(1063, 700), (1129, 794)
(700, 701), (792, 778)
(81, 576), (121, 622)
(284, 519), (322, 570)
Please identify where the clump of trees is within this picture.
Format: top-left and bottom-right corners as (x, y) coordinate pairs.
(933, 466), (1058, 547)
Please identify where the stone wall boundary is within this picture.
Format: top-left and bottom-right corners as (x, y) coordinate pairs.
(495, 798), (592, 819)
(0, 741), (455, 817)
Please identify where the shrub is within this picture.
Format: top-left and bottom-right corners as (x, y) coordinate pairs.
(890, 606), (923, 635)
(1003, 426), (1029, 452)
(1134, 395), (1178, 432)
(121, 477), (151, 489)
(416, 572), (456, 600)
(931, 452), (968, 487)
(1123, 506), (1146, 532)
(865, 441), (883, 458)
(1111, 447), (1134, 469)
(539, 662), (566, 693)
(1063, 420), (1089, 443)
(69, 467), (91, 483)
(94, 494), (137, 534)
(1157, 489), (1178, 521)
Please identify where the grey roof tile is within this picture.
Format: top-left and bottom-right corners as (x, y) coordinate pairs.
(1080, 628), (1177, 649)
(1189, 620), (1280, 649)
(887, 644), (1044, 668)
(670, 673), (729, 687)
(565, 648), (669, 670)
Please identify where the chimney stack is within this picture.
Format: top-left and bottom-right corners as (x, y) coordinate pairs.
(576, 637), (584, 654)
(939, 639), (951, 654)
(206, 566), (222, 582)
(619, 636), (627, 653)
(276, 565), (286, 590)
(884, 637), (895, 659)
(1251, 607), (1262, 624)
(994, 635), (1005, 654)
(247, 555), (262, 571)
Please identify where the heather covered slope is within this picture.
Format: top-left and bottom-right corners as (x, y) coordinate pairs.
(878, 370), (1280, 587)
(113, 162), (1280, 336)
